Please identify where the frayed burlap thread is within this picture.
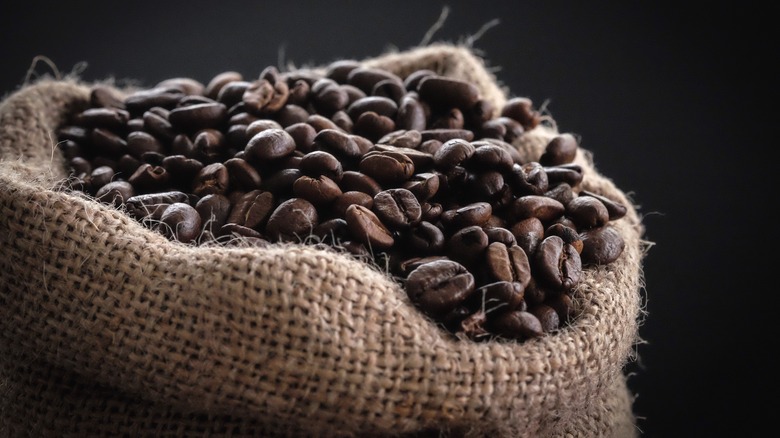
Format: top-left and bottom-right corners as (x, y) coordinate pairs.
(0, 44), (645, 437)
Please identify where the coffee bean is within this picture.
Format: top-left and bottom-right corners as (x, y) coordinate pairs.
(418, 76), (480, 109)
(544, 164), (583, 186)
(90, 85), (125, 109)
(345, 204), (394, 250)
(195, 193), (231, 233)
(359, 151), (415, 185)
(331, 191), (374, 218)
(125, 191), (189, 220)
(500, 97), (542, 130)
(346, 67), (402, 95)
(433, 139), (475, 170)
(510, 217), (545, 257)
(226, 190), (275, 229)
(91, 128), (127, 157)
(245, 128), (296, 161)
(293, 174), (342, 205)
(402, 172), (439, 201)
(324, 59), (361, 84)
(476, 281), (525, 312)
(205, 71), (243, 100)
(95, 180), (135, 207)
(447, 225), (489, 264)
(125, 87), (184, 116)
(546, 223), (584, 254)
(406, 221), (445, 254)
(266, 198), (319, 242)
(299, 150), (343, 181)
(74, 107), (129, 130)
(510, 195), (565, 222)
(579, 190), (628, 221)
(159, 202), (202, 243)
(373, 188), (421, 229)
(534, 235), (582, 291)
(485, 242), (532, 287)
(406, 260), (476, 316)
(89, 165), (115, 189)
(420, 129), (474, 143)
(353, 111), (396, 142)
(192, 162), (229, 196)
(489, 310), (544, 340)
(339, 170), (382, 196)
(567, 196), (610, 229)
(312, 128), (361, 159)
(529, 304), (560, 333)
(285, 122), (317, 152)
(580, 225), (625, 265)
(396, 95), (427, 131)
(540, 133), (579, 166)
(128, 163), (169, 192)
(483, 227), (516, 246)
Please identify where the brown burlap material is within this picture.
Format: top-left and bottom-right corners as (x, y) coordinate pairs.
(0, 44), (645, 437)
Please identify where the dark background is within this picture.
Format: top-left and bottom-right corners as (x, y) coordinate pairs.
(1, 1), (772, 436)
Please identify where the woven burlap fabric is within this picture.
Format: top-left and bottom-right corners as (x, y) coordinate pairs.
(0, 44), (645, 437)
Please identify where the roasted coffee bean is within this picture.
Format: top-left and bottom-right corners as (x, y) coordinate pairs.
(331, 110), (353, 132)
(345, 204), (394, 250)
(353, 111), (396, 142)
(546, 223), (584, 254)
(262, 168), (302, 196)
(331, 191), (374, 218)
(579, 225), (625, 265)
(469, 143), (514, 172)
(311, 217), (349, 243)
(312, 128), (360, 158)
(245, 128), (296, 161)
(431, 108), (464, 130)
(373, 188), (421, 229)
(510, 195), (565, 222)
(500, 97), (542, 130)
(339, 170), (382, 196)
(226, 190), (275, 229)
(433, 139), (475, 170)
(359, 151), (415, 185)
(544, 164), (583, 186)
(420, 202), (443, 222)
(567, 196), (610, 229)
(293, 175), (342, 205)
(192, 162), (229, 196)
(485, 242), (532, 287)
(75, 107), (129, 130)
(371, 144), (433, 170)
(539, 133), (579, 166)
(90, 85), (125, 109)
(447, 225), (489, 264)
(372, 78), (405, 103)
(511, 217), (545, 257)
(205, 71), (243, 100)
(157, 77), (205, 96)
(406, 221), (445, 254)
(311, 78), (349, 115)
(91, 128), (127, 156)
(128, 163), (169, 192)
(420, 129), (474, 143)
(276, 104), (310, 127)
(160, 202), (201, 243)
(396, 94), (427, 131)
(297, 150), (342, 181)
(476, 281), (525, 311)
(285, 122), (317, 152)
(127, 131), (164, 158)
(378, 129), (422, 149)
(457, 310), (490, 341)
(418, 76), (480, 110)
(489, 310), (544, 340)
(406, 260), (475, 316)
(483, 227), (516, 246)
(529, 304), (560, 333)
(89, 165), (115, 189)
(324, 59), (360, 83)
(195, 193), (231, 232)
(347, 67), (402, 95)
(95, 180), (134, 207)
(579, 190), (628, 221)
(193, 129), (226, 163)
(535, 236), (582, 291)
(307, 114), (342, 132)
(246, 119), (284, 137)
(547, 293), (575, 324)
(466, 171), (505, 200)
(402, 172), (439, 201)
(545, 182), (575, 205)
(266, 198), (319, 242)
(441, 202), (492, 230)
(125, 191), (189, 220)
(124, 87), (184, 115)
(508, 162), (548, 196)
(223, 157), (262, 191)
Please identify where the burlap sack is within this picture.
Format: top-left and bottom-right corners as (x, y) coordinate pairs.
(0, 43), (646, 437)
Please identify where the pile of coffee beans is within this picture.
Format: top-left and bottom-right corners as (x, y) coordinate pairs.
(56, 60), (626, 342)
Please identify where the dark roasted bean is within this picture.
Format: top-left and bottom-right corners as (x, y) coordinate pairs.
(160, 202), (201, 243)
(485, 242), (532, 287)
(405, 260), (475, 316)
(489, 310), (544, 340)
(539, 133), (579, 166)
(95, 180), (134, 207)
(418, 76), (480, 109)
(345, 204), (394, 250)
(580, 190), (628, 221)
(266, 198), (319, 242)
(373, 188), (421, 229)
(359, 151), (415, 185)
(226, 190), (275, 229)
(195, 194), (231, 233)
(293, 175), (342, 205)
(125, 191), (189, 220)
(567, 196), (610, 229)
(245, 128), (296, 161)
(580, 225), (625, 265)
(534, 236), (582, 291)
(331, 191), (374, 218)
